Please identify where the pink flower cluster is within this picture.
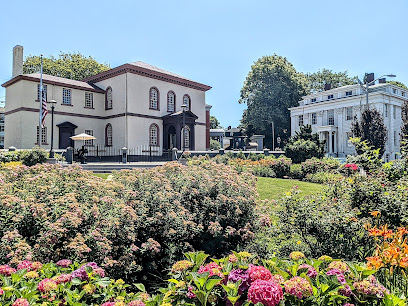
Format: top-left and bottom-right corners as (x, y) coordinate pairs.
(326, 269), (351, 297)
(0, 264), (16, 276)
(56, 259), (72, 268)
(16, 260), (42, 271)
(37, 278), (58, 292)
(284, 276), (313, 299)
(353, 275), (390, 298)
(12, 298), (30, 306)
(345, 163), (358, 171)
(198, 262), (224, 278)
(297, 264), (318, 278)
(328, 261), (349, 273)
(71, 262), (105, 281)
(247, 279), (283, 306)
(53, 273), (72, 284)
(248, 265), (272, 281)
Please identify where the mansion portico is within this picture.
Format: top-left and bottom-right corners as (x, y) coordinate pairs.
(289, 81), (408, 160)
(2, 46), (212, 151)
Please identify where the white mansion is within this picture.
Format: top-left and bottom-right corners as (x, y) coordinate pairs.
(2, 46), (212, 151)
(289, 81), (408, 160)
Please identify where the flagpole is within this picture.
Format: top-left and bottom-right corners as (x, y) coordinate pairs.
(38, 55), (43, 148)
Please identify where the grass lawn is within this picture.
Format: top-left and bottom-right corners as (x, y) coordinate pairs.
(257, 177), (323, 200)
(93, 173), (111, 179)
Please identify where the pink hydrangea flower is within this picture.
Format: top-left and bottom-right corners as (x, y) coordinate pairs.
(298, 264), (317, 278)
(284, 276), (313, 299)
(53, 273), (72, 284)
(198, 262), (224, 278)
(0, 288), (4, 295)
(128, 301), (146, 306)
(248, 279), (283, 306)
(17, 260), (33, 271)
(12, 298), (30, 306)
(248, 265), (272, 281)
(56, 259), (72, 268)
(37, 278), (58, 292)
(0, 264), (16, 276)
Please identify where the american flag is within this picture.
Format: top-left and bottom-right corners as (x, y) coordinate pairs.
(40, 89), (48, 128)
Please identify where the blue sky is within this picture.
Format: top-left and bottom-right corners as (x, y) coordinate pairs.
(1, 0), (407, 127)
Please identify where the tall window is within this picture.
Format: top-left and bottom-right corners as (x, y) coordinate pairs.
(62, 88), (71, 105)
(36, 126), (47, 144)
(150, 87), (159, 110)
(393, 105), (397, 119)
(311, 113), (317, 125)
(85, 92), (93, 108)
(394, 131), (398, 146)
(298, 115), (303, 126)
(84, 130), (94, 146)
(105, 124), (112, 146)
(328, 110), (334, 125)
(167, 91), (175, 112)
(106, 87), (113, 109)
(37, 84), (47, 101)
(149, 124), (159, 146)
(182, 125), (190, 149)
(385, 104), (388, 117)
(183, 95), (191, 111)
(346, 107), (353, 121)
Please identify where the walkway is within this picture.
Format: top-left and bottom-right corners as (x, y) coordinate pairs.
(62, 161), (168, 173)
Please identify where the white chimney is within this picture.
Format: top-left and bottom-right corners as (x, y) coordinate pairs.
(12, 45), (24, 78)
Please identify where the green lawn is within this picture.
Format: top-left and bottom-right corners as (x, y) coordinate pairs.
(256, 177), (323, 200)
(93, 173), (111, 179)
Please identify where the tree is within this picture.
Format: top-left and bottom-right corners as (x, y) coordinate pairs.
(306, 69), (357, 94)
(23, 52), (110, 81)
(239, 55), (307, 147)
(387, 81), (408, 90)
(351, 107), (388, 157)
(284, 124), (325, 163)
(210, 115), (222, 129)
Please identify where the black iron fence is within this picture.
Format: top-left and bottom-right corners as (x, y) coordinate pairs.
(77, 144), (173, 163)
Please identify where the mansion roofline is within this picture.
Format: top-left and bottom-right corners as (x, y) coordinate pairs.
(289, 83), (408, 110)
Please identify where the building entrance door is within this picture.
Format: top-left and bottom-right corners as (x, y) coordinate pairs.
(57, 122), (78, 149)
(167, 125), (176, 149)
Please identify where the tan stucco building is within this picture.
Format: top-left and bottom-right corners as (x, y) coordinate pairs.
(2, 46), (212, 153)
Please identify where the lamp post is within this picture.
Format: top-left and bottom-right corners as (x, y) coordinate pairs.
(357, 74), (396, 107)
(271, 121), (275, 150)
(48, 99), (57, 158)
(181, 103), (188, 153)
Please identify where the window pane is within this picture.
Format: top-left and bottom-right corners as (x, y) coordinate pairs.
(63, 89), (71, 105)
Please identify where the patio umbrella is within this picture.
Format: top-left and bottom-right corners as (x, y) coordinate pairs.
(70, 133), (97, 141)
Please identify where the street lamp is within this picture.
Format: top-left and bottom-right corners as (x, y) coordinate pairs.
(181, 103), (188, 153)
(357, 74), (396, 107)
(48, 99), (57, 158)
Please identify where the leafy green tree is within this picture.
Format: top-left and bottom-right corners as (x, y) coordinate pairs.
(210, 115), (222, 129)
(210, 139), (221, 150)
(387, 81), (408, 90)
(306, 69), (357, 94)
(351, 107), (388, 157)
(284, 124), (325, 163)
(23, 52), (110, 81)
(239, 55), (307, 147)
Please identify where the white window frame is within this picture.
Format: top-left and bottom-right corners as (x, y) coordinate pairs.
(37, 84), (47, 101)
(0, 125), (4, 132)
(167, 91), (175, 112)
(84, 130), (94, 146)
(183, 95), (190, 111)
(346, 107), (353, 121)
(36, 126), (47, 144)
(327, 94), (334, 100)
(385, 104), (388, 117)
(394, 131), (398, 146)
(149, 124), (158, 146)
(106, 124), (113, 147)
(150, 88), (159, 110)
(328, 110), (334, 125)
(298, 115), (303, 126)
(85, 92), (93, 108)
(106, 87), (113, 109)
(182, 125), (190, 148)
(62, 88), (71, 105)
(311, 113), (317, 125)
(345, 91), (352, 96)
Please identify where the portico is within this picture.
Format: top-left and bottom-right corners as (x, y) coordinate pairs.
(317, 126), (338, 156)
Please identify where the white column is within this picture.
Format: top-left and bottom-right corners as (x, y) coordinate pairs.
(328, 131), (333, 154)
(337, 108), (343, 155)
(333, 132), (337, 155)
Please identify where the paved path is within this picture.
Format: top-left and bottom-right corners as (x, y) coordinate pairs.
(61, 161), (169, 173)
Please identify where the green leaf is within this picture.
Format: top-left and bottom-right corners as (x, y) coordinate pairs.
(135, 283), (146, 292)
(205, 277), (222, 291)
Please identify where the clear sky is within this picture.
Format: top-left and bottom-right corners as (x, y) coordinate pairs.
(1, 0), (407, 127)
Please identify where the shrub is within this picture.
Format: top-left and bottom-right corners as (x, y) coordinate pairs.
(300, 157), (340, 176)
(265, 155), (292, 178)
(0, 162), (257, 284)
(289, 164), (304, 179)
(304, 171), (343, 184)
(0, 151), (23, 163)
(210, 139), (221, 150)
(285, 139), (325, 163)
(20, 147), (48, 166)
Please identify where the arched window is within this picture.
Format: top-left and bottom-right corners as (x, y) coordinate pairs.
(149, 124), (159, 146)
(105, 87), (113, 109)
(183, 94), (191, 111)
(167, 91), (176, 112)
(181, 125), (190, 149)
(105, 124), (112, 146)
(149, 87), (159, 110)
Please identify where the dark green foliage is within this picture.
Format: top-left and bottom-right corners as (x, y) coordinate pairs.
(306, 68), (357, 94)
(210, 139), (221, 150)
(284, 125), (325, 163)
(23, 52), (110, 81)
(20, 148), (48, 166)
(351, 107), (388, 157)
(239, 55), (307, 145)
(210, 115), (222, 129)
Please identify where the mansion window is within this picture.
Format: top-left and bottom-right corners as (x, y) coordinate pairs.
(327, 110), (334, 125)
(393, 106), (397, 119)
(403, 92), (406, 97)
(36, 126), (47, 144)
(385, 104), (388, 117)
(62, 88), (71, 105)
(105, 124), (112, 146)
(106, 87), (113, 109)
(393, 88), (398, 94)
(327, 94), (334, 100)
(346, 107), (353, 121)
(298, 115), (303, 126)
(85, 92), (93, 108)
(394, 131), (398, 146)
(37, 84), (47, 101)
(311, 98), (317, 103)
(311, 113), (317, 125)
(167, 91), (175, 112)
(346, 91), (352, 96)
(183, 95), (191, 111)
(0, 125), (4, 132)
(84, 130), (94, 146)
(149, 124), (159, 146)
(150, 87), (159, 110)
